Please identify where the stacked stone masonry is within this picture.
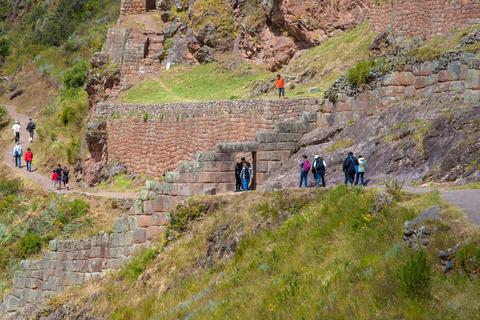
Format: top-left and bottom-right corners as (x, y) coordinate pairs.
(121, 0), (157, 15)
(95, 99), (320, 177)
(321, 58), (480, 125)
(369, 0), (480, 39)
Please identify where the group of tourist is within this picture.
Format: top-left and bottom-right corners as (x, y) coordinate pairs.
(299, 152), (367, 188)
(235, 158), (254, 192)
(51, 164), (70, 190)
(11, 118), (36, 172)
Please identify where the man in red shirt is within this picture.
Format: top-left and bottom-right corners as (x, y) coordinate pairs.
(24, 148), (33, 172)
(276, 74), (286, 98)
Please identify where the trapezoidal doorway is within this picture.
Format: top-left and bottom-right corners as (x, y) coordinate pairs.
(146, 0), (156, 11)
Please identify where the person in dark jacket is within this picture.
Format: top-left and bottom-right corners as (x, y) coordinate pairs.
(235, 159), (244, 192)
(312, 155), (327, 187)
(55, 164), (63, 189)
(26, 118), (36, 142)
(343, 152), (358, 186)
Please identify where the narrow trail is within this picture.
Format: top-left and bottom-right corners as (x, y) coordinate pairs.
(3, 105), (137, 200)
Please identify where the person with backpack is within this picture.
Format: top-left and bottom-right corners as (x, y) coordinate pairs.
(276, 74), (286, 98)
(235, 160), (243, 192)
(312, 155), (327, 187)
(299, 154), (311, 188)
(13, 143), (23, 168)
(240, 160), (253, 191)
(62, 167), (70, 190)
(24, 148), (33, 172)
(343, 152), (358, 186)
(26, 118), (36, 142)
(12, 120), (21, 143)
(355, 155), (367, 187)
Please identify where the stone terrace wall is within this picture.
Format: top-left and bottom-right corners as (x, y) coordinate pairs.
(121, 0), (149, 15)
(95, 99), (320, 177)
(321, 58), (480, 125)
(369, 0), (480, 39)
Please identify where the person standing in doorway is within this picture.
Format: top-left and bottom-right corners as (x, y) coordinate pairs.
(24, 148), (33, 172)
(12, 120), (21, 143)
(355, 155), (367, 186)
(276, 74), (286, 98)
(26, 118), (36, 142)
(299, 154), (311, 188)
(343, 152), (358, 186)
(235, 160), (243, 192)
(13, 143), (23, 168)
(312, 155), (327, 187)
(240, 160), (253, 192)
(62, 167), (70, 190)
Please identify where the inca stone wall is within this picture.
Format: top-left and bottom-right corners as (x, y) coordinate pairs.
(95, 99), (320, 177)
(321, 58), (480, 125)
(369, 0), (480, 39)
(121, 0), (156, 15)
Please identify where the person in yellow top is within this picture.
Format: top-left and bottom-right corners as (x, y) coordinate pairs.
(276, 74), (286, 98)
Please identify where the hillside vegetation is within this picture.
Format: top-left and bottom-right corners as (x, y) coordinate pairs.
(39, 187), (480, 319)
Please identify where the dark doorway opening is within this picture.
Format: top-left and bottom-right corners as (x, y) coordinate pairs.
(235, 151), (257, 191)
(146, 0), (156, 11)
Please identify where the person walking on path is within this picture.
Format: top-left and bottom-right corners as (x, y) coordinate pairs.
(13, 143), (23, 168)
(12, 120), (21, 143)
(52, 170), (59, 190)
(355, 155), (367, 187)
(343, 152), (358, 186)
(299, 154), (311, 188)
(240, 160), (253, 191)
(235, 160), (243, 192)
(24, 148), (33, 172)
(62, 167), (70, 190)
(312, 155), (327, 187)
(55, 164), (63, 189)
(26, 118), (36, 142)
(276, 74), (286, 98)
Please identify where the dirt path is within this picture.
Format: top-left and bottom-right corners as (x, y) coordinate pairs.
(3, 105), (137, 200)
(441, 189), (480, 225)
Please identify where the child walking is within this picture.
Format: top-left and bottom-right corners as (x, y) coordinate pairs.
(52, 170), (59, 190)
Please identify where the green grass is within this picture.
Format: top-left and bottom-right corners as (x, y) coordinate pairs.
(52, 187), (480, 319)
(121, 63), (270, 103)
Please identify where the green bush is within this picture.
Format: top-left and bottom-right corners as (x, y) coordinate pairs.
(0, 178), (23, 196)
(63, 60), (89, 89)
(0, 37), (9, 60)
(396, 250), (432, 300)
(18, 233), (43, 257)
(347, 60), (375, 86)
(456, 243), (480, 274)
(119, 247), (160, 281)
(170, 200), (210, 233)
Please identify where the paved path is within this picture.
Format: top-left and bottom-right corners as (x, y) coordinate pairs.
(3, 105), (137, 200)
(441, 189), (480, 225)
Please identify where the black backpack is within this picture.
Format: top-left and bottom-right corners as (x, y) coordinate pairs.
(314, 159), (325, 172)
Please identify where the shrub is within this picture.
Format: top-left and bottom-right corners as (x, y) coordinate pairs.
(18, 233), (43, 257)
(347, 60), (375, 86)
(0, 178), (23, 196)
(456, 243), (480, 274)
(396, 250), (432, 300)
(0, 37), (9, 60)
(170, 200), (209, 233)
(63, 60), (89, 89)
(119, 247), (159, 281)
(143, 112), (149, 122)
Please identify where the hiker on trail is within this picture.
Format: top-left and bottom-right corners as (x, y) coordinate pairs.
(276, 74), (286, 98)
(299, 154), (311, 188)
(343, 151), (358, 186)
(355, 155), (367, 187)
(235, 160), (243, 192)
(62, 167), (70, 190)
(24, 148), (33, 172)
(12, 120), (21, 143)
(52, 170), (59, 190)
(55, 164), (63, 189)
(13, 143), (23, 168)
(240, 159), (253, 191)
(26, 118), (36, 142)
(312, 155), (327, 187)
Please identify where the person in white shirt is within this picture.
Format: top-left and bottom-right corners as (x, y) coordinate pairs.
(13, 143), (23, 168)
(12, 120), (21, 143)
(312, 155), (327, 187)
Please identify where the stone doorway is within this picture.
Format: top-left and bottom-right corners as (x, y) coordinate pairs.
(236, 151), (257, 191)
(146, 0), (156, 11)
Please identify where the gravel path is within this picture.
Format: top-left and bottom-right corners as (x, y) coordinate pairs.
(441, 189), (480, 225)
(3, 105), (138, 200)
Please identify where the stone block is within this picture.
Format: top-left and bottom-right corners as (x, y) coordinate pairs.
(216, 142), (258, 153)
(275, 122), (309, 134)
(256, 132), (279, 143)
(276, 142), (297, 151)
(137, 215), (154, 227)
(412, 62), (433, 76)
(466, 69), (480, 89)
(196, 152), (236, 162)
(196, 172), (234, 184)
(256, 173), (271, 186)
(113, 217), (130, 233)
(143, 198), (164, 214)
(256, 161), (268, 173)
(278, 133), (302, 142)
(391, 71), (415, 86)
(129, 229), (146, 244)
(152, 212), (170, 226)
(49, 240), (59, 252)
(5, 295), (20, 312)
(415, 74), (438, 89)
(146, 226), (165, 240)
(465, 90), (480, 104)
(202, 161), (235, 172)
(214, 183), (235, 193)
(258, 142), (278, 151)
(268, 161), (282, 172)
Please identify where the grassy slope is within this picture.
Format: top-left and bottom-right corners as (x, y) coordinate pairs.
(120, 23), (375, 103)
(50, 187), (480, 319)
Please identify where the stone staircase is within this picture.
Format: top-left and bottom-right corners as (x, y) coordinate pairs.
(0, 110), (317, 315)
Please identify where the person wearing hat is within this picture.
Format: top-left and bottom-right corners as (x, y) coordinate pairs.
(312, 155), (327, 187)
(12, 120), (21, 143)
